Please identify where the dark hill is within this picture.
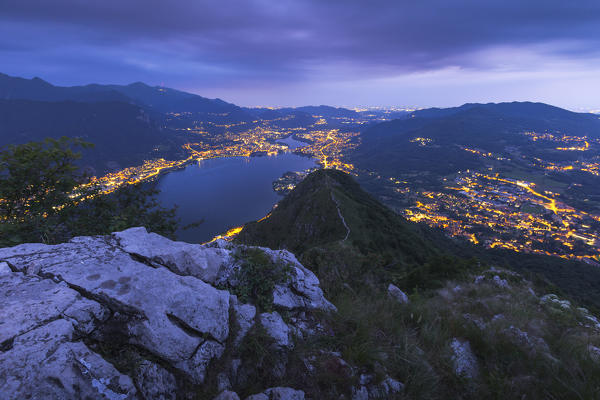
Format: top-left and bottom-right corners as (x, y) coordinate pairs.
(409, 101), (600, 137)
(236, 169), (455, 296)
(238, 169), (600, 309)
(351, 102), (600, 183)
(0, 73), (130, 103)
(412, 101), (599, 123)
(237, 168), (436, 265)
(0, 99), (185, 175)
(102, 81), (243, 114)
(280, 105), (360, 118)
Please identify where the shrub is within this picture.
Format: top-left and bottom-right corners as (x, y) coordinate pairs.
(229, 248), (293, 312)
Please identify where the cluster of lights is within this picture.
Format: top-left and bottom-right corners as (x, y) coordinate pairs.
(400, 171), (600, 263)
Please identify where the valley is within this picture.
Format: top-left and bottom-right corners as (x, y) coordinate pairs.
(2, 72), (600, 266)
(80, 101), (600, 265)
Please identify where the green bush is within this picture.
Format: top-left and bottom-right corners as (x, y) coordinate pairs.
(229, 248), (293, 312)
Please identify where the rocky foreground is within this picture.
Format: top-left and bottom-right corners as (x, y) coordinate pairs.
(3, 227), (600, 399)
(0, 227), (335, 399)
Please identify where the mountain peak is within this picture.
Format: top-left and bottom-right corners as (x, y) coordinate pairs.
(237, 168), (434, 265)
(127, 81), (150, 88)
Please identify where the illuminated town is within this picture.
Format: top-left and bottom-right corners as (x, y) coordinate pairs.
(87, 113), (359, 194)
(402, 171), (600, 263)
(380, 131), (600, 265)
(87, 114), (600, 265)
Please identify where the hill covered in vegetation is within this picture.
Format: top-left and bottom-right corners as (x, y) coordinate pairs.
(239, 169), (600, 309)
(0, 99), (186, 175)
(235, 168), (600, 398)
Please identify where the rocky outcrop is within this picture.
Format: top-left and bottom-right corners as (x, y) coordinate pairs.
(214, 390), (241, 400)
(244, 387), (305, 400)
(215, 243), (336, 313)
(113, 227), (230, 284)
(352, 375), (404, 400)
(134, 360), (177, 400)
(0, 228), (334, 399)
(387, 283), (410, 304)
(0, 272), (136, 399)
(589, 345), (600, 363)
(450, 338), (479, 380)
(502, 326), (550, 356)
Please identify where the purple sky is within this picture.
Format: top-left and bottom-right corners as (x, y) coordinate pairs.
(1, 0), (600, 109)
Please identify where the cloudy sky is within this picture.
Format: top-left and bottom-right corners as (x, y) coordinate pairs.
(1, 0), (599, 109)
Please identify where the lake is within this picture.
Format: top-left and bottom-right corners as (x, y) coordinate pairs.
(156, 149), (316, 243)
(276, 135), (308, 149)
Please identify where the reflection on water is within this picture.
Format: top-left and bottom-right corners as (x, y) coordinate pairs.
(277, 135), (308, 150)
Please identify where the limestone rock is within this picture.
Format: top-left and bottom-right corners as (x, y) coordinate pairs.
(463, 313), (486, 330)
(272, 284), (307, 310)
(379, 376), (404, 395)
(0, 273), (107, 344)
(176, 339), (225, 383)
(113, 226), (231, 284)
(260, 311), (292, 348)
(0, 271), (135, 399)
(245, 394), (269, 400)
(589, 345), (600, 363)
(0, 235), (230, 383)
(217, 372), (233, 392)
(231, 295), (257, 346)
(0, 319), (136, 399)
(264, 387), (305, 399)
(0, 261), (11, 274)
(503, 326), (550, 355)
(134, 360), (177, 400)
(450, 338), (479, 379)
(387, 283), (410, 304)
(214, 390), (241, 400)
(0, 229), (336, 395)
(541, 294), (572, 310)
(492, 275), (510, 289)
(260, 248), (336, 312)
(351, 386), (369, 400)
(352, 375), (404, 399)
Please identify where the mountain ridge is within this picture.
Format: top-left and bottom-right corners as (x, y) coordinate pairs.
(0, 98), (186, 174)
(0, 72), (240, 114)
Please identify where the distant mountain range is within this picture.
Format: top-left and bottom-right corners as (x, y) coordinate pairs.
(0, 72), (240, 114)
(3, 72), (600, 178)
(350, 101), (600, 185)
(0, 99), (185, 174)
(0, 73), (317, 173)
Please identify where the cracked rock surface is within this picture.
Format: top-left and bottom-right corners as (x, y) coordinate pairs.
(0, 227), (334, 399)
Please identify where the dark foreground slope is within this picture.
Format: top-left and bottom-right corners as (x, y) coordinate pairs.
(239, 169), (600, 309)
(237, 169), (600, 399)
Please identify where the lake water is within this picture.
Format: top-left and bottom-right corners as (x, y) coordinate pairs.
(156, 149), (316, 243)
(276, 135), (308, 149)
